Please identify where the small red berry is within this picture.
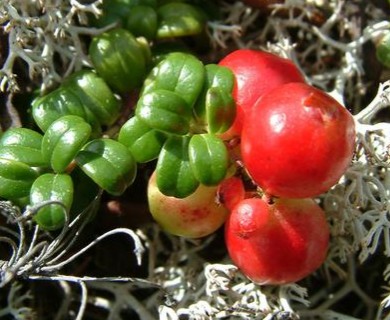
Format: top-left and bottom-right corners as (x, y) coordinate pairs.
(218, 49), (305, 139)
(225, 197), (329, 285)
(241, 82), (355, 198)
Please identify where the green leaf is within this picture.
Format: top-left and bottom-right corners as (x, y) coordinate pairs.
(156, 3), (206, 38)
(126, 6), (158, 40)
(156, 135), (199, 198)
(118, 116), (167, 163)
(136, 89), (192, 135)
(0, 128), (47, 167)
(376, 31), (390, 68)
(205, 64), (235, 91)
(194, 64), (235, 124)
(89, 28), (149, 93)
(75, 138), (137, 196)
(31, 173), (74, 231)
(205, 88), (236, 134)
(0, 158), (39, 200)
(142, 52), (205, 108)
(32, 86), (101, 135)
(42, 115), (92, 173)
(189, 133), (228, 186)
(63, 70), (121, 126)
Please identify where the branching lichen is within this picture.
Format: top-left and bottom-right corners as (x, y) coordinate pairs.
(0, 0), (107, 94)
(0, 195), (145, 284)
(0, 282), (34, 319)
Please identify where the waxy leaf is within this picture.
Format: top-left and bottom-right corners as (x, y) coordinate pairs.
(157, 3), (206, 38)
(194, 64), (235, 120)
(189, 133), (228, 186)
(0, 128), (47, 167)
(32, 84), (102, 135)
(204, 64), (235, 92)
(0, 158), (39, 199)
(206, 88), (236, 134)
(42, 115), (92, 173)
(89, 28), (149, 93)
(156, 135), (199, 198)
(31, 173), (74, 231)
(75, 139), (137, 196)
(142, 52), (205, 108)
(118, 116), (167, 163)
(126, 6), (158, 40)
(136, 89), (191, 135)
(63, 70), (121, 126)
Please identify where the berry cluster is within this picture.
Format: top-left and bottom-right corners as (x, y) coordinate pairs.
(219, 49), (356, 284)
(147, 49), (356, 285)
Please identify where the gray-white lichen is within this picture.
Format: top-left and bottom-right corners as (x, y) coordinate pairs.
(0, 0), (106, 94)
(1, 0), (390, 319)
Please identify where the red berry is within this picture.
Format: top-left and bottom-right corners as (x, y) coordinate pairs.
(225, 197), (329, 285)
(241, 82), (355, 198)
(218, 49), (305, 139)
(217, 176), (246, 211)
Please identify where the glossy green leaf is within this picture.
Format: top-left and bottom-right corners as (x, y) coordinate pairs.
(118, 116), (167, 163)
(0, 128), (47, 167)
(156, 135), (199, 198)
(0, 158), (39, 200)
(189, 133), (228, 186)
(142, 52), (205, 108)
(156, 3), (206, 38)
(126, 6), (158, 40)
(205, 64), (235, 91)
(63, 70), (121, 126)
(376, 31), (390, 68)
(75, 138), (137, 196)
(42, 115), (92, 173)
(194, 63), (235, 121)
(31, 173), (74, 231)
(205, 88), (236, 134)
(32, 86), (101, 135)
(89, 29), (149, 93)
(32, 88), (84, 132)
(136, 89), (192, 135)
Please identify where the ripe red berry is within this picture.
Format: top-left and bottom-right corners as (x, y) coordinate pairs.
(241, 82), (355, 198)
(225, 197), (329, 285)
(217, 176), (246, 211)
(218, 49), (305, 139)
